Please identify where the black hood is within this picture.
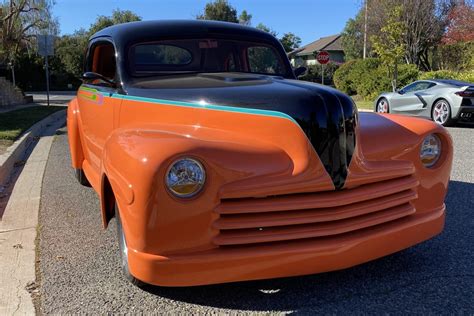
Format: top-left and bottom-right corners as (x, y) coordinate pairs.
(125, 73), (357, 189)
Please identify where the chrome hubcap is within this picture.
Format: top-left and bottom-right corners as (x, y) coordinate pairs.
(377, 100), (388, 113)
(433, 101), (449, 124)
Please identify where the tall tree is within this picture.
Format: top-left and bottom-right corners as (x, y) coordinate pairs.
(55, 9), (141, 78)
(89, 9), (141, 35)
(371, 5), (406, 91)
(280, 32), (301, 52)
(197, 0), (238, 23)
(238, 9), (252, 25)
(256, 23), (277, 37)
(0, 0), (57, 64)
(442, 1), (474, 44)
(341, 15), (364, 60)
(400, 0), (449, 70)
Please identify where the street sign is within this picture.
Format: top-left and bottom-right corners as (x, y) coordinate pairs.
(37, 35), (55, 56)
(316, 51), (330, 65)
(36, 35), (55, 106)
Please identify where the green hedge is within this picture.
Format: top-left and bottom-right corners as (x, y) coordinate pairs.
(333, 58), (419, 100)
(299, 62), (340, 85)
(435, 42), (474, 72)
(419, 70), (474, 83)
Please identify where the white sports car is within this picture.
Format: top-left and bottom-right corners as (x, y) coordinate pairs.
(375, 79), (474, 126)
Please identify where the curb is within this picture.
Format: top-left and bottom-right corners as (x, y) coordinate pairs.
(0, 109), (66, 188)
(0, 121), (64, 315)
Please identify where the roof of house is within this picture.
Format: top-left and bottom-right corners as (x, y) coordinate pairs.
(291, 34), (343, 57)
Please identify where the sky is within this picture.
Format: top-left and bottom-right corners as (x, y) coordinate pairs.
(53, 0), (362, 45)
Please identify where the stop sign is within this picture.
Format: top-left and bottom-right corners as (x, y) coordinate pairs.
(316, 51), (330, 64)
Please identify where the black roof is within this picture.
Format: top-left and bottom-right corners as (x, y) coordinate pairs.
(91, 20), (277, 47)
(432, 79), (473, 87)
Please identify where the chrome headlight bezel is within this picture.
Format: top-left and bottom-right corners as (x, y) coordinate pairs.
(420, 134), (442, 168)
(165, 157), (206, 198)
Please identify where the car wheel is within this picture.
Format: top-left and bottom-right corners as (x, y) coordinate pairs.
(74, 169), (91, 187)
(431, 99), (453, 127)
(115, 205), (147, 288)
(376, 98), (390, 113)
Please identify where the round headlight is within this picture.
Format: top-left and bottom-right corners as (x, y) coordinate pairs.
(420, 134), (442, 168)
(166, 158), (206, 198)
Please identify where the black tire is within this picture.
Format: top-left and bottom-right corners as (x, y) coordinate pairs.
(376, 97), (390, 113)
(431, 99), (454, 127)
(115, 205), (147, 288)
(74, 169), (91, 187)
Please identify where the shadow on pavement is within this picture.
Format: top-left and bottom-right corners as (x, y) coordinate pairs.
(141, 180), (473, 312)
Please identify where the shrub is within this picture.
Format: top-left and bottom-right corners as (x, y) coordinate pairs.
(435, 42), (474, 72)
(299, 62), (340, 85)
(419, 70), (474, 83)
(333, 60), (357, 95)
(334, 58), (420, 100)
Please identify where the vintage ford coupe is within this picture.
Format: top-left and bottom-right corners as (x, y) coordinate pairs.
(67, 20), (453, 287)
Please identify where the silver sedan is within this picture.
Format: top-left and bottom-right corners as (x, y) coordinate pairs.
(375, 79), (474, 126)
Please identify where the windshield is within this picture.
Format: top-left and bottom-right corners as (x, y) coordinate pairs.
(128, 39), (289, 77)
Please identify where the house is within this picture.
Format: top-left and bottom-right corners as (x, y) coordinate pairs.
(289, 34), (345, 67)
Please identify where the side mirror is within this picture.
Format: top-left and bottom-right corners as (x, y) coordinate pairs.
(82, 72), (116, 87)
(397, 89), (403, 94)
(294, 66), (307, 78)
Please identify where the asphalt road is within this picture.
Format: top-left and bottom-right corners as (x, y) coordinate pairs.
(38, 126), (473, 314)
(26, 91), (76, 105)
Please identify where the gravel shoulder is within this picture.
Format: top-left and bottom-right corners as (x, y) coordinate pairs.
(38, 127), (473, 314)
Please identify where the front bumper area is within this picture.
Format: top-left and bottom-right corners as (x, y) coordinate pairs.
(127, 205), (445, 286)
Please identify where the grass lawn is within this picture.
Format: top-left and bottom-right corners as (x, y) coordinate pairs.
(0, 106), (65, 149)
(353, 99), (374, 111)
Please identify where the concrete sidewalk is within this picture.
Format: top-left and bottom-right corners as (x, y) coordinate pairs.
(0, 117), (65, 315)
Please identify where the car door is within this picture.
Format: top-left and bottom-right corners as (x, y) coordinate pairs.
(392, 81), (435, 114)
(77, 39), (121, 178)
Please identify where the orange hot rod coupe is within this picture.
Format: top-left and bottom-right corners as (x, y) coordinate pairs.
(67, 20), (453, 287)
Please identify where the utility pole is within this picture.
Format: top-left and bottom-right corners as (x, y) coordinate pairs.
(363, 0), (368, 59)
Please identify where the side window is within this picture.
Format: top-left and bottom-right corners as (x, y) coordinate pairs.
(417, 82), (436, 90)
(87, 42), (117, 83)
(401, 82), (418, 93)
(247, 46), (284, 74)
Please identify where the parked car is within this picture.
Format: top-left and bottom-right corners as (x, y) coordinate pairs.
(375, 79), (474, 126)
(67, 20), (453, 287)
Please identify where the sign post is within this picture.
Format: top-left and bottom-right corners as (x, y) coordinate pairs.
(37, 35), (55, 106)
(315, 51), (330, 85)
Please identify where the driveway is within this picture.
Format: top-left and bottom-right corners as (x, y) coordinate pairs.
(37, 126), (473, 314)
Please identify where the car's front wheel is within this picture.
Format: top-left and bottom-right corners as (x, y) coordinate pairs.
(431, 99), (453, 127)
(115, 205), (146, 288)
(376, 98), (390, 113)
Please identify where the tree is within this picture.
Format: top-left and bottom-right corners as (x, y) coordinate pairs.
(256, 23), (277, 37)
(371, 5), (406, 91)
(54, 29), (88, 77)
(197, 0), (238, 23)
(341, 15), (364, 60)
(89, 9), (141, 35)
(279, 32), (301, 52)
(0, 0), (57, 64)
(400, 0), (449, 70)
(55, 9), (141, 79)
(343, 0), (453, 70)
(238, 9), (252, 25)
(442, 1), (474, 44)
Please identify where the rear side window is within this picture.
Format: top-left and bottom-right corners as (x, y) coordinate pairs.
(134, 44), (192, 65)
(248, 46), (284, 74)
